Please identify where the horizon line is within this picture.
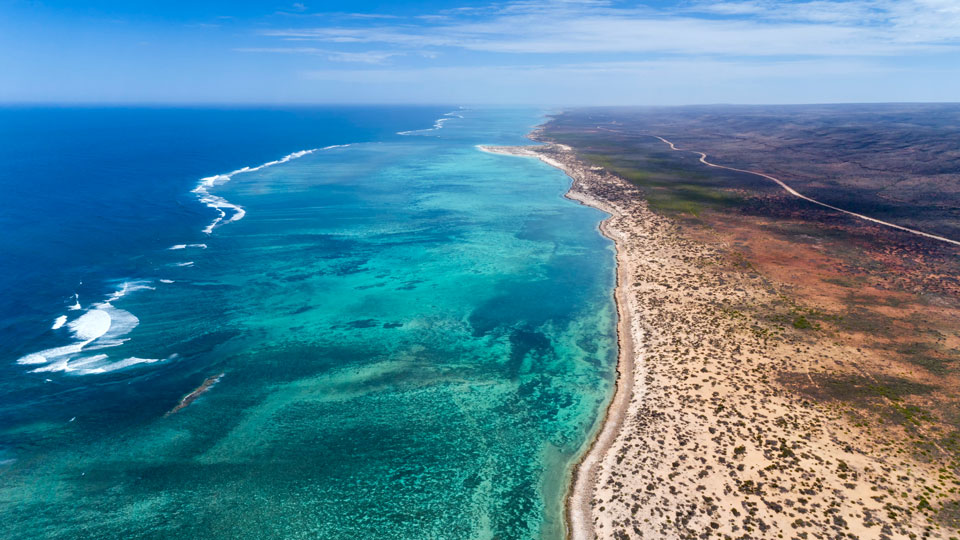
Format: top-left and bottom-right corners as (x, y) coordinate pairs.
(2, 100), (960, 108)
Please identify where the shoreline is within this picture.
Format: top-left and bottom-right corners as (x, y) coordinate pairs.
(564, 215), (636, 540)
(478, 142), (639, 540)
(479, 138), (953, 539)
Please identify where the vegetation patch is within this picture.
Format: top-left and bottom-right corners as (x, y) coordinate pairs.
(896, 342), (957, 375)
(787, 373), (935, 404)
(792, 315), (814, 330)
(579, 151), (743, 218)
(936, 500), (960, 529)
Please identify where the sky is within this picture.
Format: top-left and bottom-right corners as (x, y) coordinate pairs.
(2, 0), (959, 105)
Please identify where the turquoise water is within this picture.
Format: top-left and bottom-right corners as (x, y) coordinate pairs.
(0, 108), (616, 539)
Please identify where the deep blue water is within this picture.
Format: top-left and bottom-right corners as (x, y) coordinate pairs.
(0, 106), (616, 539)
(0, 106), (448, 351)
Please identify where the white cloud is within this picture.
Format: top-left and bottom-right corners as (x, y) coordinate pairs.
(685, 0), (884, 23)
(261, 0), (960, 57)
(302, 58), (895, 84)
(688, 0), (960, 40)
(232, 0), (960, 104)
(236, 47), (404, 64)
(295, 57), (958, 105)
(326, 50), (404, 63)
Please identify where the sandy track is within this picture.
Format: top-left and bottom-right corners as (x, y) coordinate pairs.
(652, 134), (960, 247)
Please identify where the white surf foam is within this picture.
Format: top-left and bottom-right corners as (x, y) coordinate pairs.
(91, 356), (161, 373)
(169, 243), (207, 250)
(397, 119), (449, 135)
(174, 262), (194, 267)
(192, 148), (330, 235)
(17, 281), (154, 375)
(159, 279), (175, 284)
(102, 281), (154, 305)
(30, 354), (167, 375)
(68, 309), (112, 341)
(30, 354), (107, 374)
(86, 306), (139, 350)
(397, 109), (464, 135)
(17, 341), (88, 365)
(68, 293), (81, 311)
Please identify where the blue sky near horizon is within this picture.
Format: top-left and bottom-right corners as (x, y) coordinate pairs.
(2, 0), (959, 105)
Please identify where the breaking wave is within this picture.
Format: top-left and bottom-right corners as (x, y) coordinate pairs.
(192, 146), (350, 235)
(17, 281), (163, 376)
(397, 109), (466, 136)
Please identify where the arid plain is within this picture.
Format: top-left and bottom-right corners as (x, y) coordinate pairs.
(487, 103), (960, 539)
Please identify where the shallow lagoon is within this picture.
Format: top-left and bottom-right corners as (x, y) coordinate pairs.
(0, 108), (616, 539)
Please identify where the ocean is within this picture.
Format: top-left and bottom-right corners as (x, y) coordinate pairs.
(0, 106), (616, 539)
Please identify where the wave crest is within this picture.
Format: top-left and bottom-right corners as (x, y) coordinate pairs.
(192, 148), (337, 234)
(397, 109), (466, 136)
